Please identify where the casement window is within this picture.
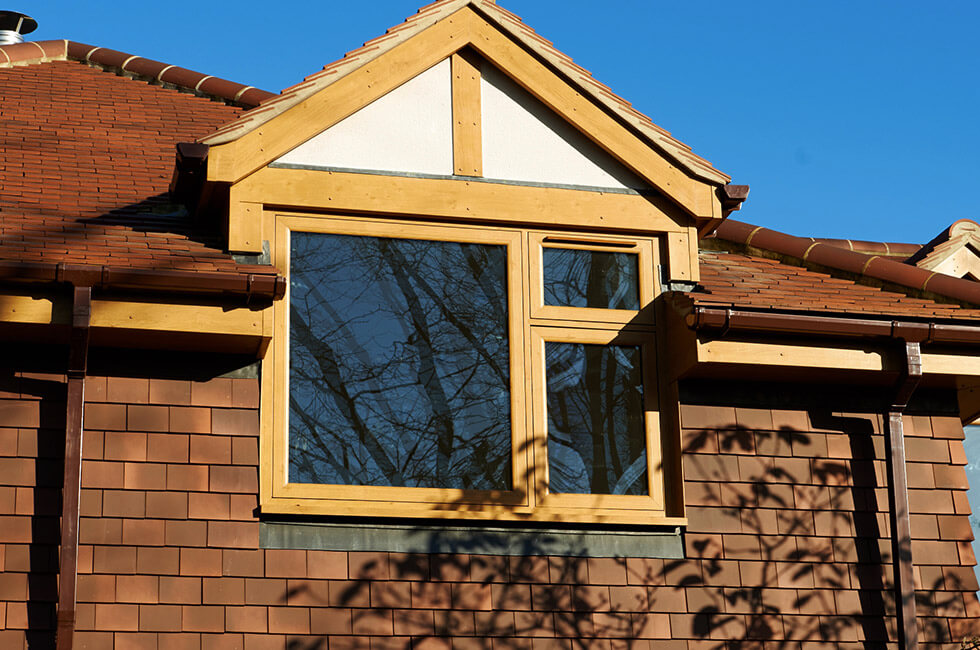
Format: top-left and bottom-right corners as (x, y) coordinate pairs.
(266, 214), (676, 524)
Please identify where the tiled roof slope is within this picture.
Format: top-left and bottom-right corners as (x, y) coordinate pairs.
(0, 54), (271, 274)
(712, 219), (980, 308)
(200, 0), (731, 186)
(693, 251), (980, 321)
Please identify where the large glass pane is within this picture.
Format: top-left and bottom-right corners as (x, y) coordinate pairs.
(289, 231), (512, 490)
(545, 342), (647, 495)
(542, 248), (640, 310)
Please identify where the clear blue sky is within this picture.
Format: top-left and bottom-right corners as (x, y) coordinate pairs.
(27, 1), (980, 244)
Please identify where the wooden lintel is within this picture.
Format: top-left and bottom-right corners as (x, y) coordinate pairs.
(452, 50), (483, 177)
(237, 167), (686, 234)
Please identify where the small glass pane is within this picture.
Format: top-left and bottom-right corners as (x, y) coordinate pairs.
(542, 248), (640, 310)
(289, 231), (512, 490)
(545, 342), (648, 495)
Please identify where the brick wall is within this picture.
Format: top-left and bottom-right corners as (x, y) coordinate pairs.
(1, 359), (978, 649)
(678, 382), (980, 647)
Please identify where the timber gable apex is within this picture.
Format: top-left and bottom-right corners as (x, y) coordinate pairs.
(201, 1), (730, 233)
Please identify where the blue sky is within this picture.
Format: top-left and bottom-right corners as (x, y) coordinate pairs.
(27, 1), (980, 244)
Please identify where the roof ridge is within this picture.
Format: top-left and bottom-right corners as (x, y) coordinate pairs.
(0, 39), (276, 108)
(806, 236), (922, 258)
(711, 219), (980, 307)
(196, 0), (731, 185)
(0, 39), (67, 65)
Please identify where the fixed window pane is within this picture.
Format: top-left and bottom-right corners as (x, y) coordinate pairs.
(289, 231), (512, 490)
(542, 248), (640, 310)
(545, 342), (647, 495)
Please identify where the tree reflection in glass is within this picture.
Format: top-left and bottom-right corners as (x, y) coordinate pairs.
(543, 248), (640, 310)
(289, 232), (512, 490)
(545, 342), (647, 495)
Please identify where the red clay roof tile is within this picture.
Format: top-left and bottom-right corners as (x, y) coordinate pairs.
(694, 251), (980, 321)
(0, 58), (270, 276)
(713, 219), (980, 309)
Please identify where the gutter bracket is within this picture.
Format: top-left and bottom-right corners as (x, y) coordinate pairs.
(56, 285), (92, 650)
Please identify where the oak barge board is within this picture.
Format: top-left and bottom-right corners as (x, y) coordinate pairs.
(207, 8), (471, 184)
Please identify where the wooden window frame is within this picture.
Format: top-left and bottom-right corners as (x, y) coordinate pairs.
(263, 212), (681, 525)
(528, 327), (664, 514)
(528, 231), (657, 326)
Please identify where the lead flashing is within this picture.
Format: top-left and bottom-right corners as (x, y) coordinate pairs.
(261, 521), (684, 558)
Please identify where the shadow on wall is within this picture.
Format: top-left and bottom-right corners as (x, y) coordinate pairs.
(0, 355), (69, 650)
(682, 413), (894, 645)
(282, 436), (647, 649)
(679, 383), (978, 648)
(272, 391), (976, 648)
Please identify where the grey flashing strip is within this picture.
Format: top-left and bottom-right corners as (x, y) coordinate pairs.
(267, 162), (656, 197)
(261, 521), (684, 559)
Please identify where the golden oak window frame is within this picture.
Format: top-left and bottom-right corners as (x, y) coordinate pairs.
(265, 212), (677, 525)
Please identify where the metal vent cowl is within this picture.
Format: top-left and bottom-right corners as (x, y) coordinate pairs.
(0, 10), (37, 45)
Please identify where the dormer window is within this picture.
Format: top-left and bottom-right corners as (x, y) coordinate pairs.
(266, 214), (671, 523)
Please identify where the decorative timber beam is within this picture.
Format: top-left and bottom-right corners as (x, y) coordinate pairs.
(56, 285), (92, 650)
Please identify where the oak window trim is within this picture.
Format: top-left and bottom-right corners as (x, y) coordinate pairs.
(261, 211), (683, 525)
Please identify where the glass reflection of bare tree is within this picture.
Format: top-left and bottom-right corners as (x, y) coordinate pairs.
(546, 342), (647, 496)
(543, 246), (647, 495)
(289, 233), (511, 491)
(543, 247), (640, 310)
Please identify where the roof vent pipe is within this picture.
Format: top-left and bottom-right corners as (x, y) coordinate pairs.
(0, 10), (37, 45)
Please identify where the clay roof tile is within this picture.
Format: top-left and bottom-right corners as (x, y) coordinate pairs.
(0, 54), (276, 278)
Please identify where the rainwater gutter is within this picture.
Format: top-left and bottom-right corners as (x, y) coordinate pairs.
(687, 305), (980, 650)
(0, 261), (286, 301)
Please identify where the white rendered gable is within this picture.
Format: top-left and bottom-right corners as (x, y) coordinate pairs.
(480, 65), (648, 191)
(276, 59), (454, 176)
